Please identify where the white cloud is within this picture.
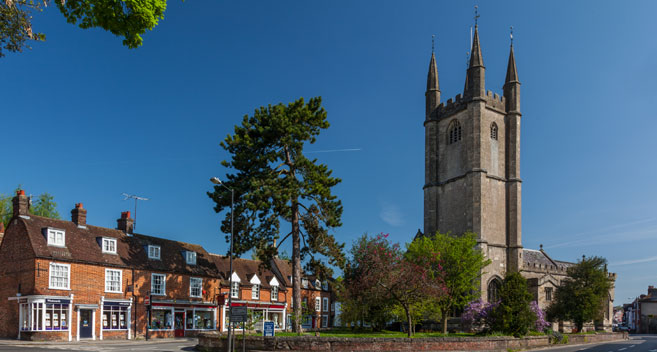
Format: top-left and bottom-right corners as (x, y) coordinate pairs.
(379, 201), (404, 227)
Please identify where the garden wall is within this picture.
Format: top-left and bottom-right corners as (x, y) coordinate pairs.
(197, 331), (629, 352)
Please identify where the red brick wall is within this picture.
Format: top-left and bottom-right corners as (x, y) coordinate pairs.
(0, 219), (36, 338)
(131, 270), (222, 338)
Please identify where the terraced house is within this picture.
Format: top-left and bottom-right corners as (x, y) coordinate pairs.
(0, 190), (334, 341)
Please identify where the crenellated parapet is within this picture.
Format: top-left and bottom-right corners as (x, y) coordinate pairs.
(431, 90), (507, 121)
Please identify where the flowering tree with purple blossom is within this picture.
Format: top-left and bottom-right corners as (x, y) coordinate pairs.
(461, 299), (497, 332)
(531, 301), (550, 332)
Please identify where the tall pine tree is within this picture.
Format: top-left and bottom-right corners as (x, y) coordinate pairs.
(208, 97), (345, 332)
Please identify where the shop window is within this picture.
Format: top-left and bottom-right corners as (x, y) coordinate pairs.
(49, 263), (70, 290)
(47, 228), (65, 247)
(150, 309), (173, 329)
(103, 304), (128, 330)
(194, 310), (214, 329)
(271, 286), (279, 301)
(20, 300), (70, 332)
(102, 238), (117, 254)
(148, 245), (161, 260)
(190, 277), (202, 298)
(105, 269), (122, 293)
(151, 273), (166, 296)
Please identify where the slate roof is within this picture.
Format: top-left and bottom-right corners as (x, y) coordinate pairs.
(13, 214), (219, 277)
(523, 248), (573, 271)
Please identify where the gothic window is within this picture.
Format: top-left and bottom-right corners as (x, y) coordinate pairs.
(447, 120), (462, 145)
(545, 287), (553, 301)
(488, 278), (501, 303)
(490, 122), (498, 140)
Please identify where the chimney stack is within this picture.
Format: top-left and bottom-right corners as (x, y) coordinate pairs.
(71, 203), (87, 227)
(117, 211), (134, 234)
(12, 190), (29, 217)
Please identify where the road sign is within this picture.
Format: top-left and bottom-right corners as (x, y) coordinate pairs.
(230, 306), (248, 322)
(263, 321), (275, 337)
(144, 296), (150, 305)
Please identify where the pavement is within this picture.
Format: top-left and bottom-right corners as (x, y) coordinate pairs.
(0, 337), (198, 351)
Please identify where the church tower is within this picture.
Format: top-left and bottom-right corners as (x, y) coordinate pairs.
(423, 25), (523, 301)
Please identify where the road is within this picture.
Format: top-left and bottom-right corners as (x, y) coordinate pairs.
(0, 338), (198, 351)
(529, 335), (657, 352)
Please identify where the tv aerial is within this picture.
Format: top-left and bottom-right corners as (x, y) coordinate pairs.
(122, 193), (149, 231)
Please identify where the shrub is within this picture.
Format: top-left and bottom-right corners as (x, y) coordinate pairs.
(461, 299), (497, 333)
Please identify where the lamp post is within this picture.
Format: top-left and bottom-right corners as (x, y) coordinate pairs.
(211, 177), (234, 352)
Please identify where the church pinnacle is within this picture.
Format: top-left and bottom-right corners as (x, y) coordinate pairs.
(464, 25), (485, 99)
(426, 47), (440, 118)
(504, 31), (520, 112)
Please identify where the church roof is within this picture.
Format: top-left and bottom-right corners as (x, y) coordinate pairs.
(523, 248), (573, 272)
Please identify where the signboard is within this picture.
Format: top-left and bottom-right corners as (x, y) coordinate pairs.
(144, 296), (150, 305)
(263, 321), (275, 337)
(45, 299), (70, 304)
(230, 306), (247, 322)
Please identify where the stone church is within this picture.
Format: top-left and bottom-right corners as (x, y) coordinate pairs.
(421, 24), (615, 330)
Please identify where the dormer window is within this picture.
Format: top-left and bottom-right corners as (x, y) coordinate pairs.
(322, 281), (328, 291)
(186, 251), (197, 265)
(302, 278), (308, 288)
(47, 228), (65, 247)
(148, 245), (161, 260)
(102, 238), (117, 254)
(315, 279), (321, 289)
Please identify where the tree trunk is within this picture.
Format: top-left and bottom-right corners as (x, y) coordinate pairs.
(405, 306), (412, 338)
(442, 309), (448, 334)
(291, 201), (302, 333)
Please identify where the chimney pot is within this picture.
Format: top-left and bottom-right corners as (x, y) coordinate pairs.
(71, 203), (87, 226)
(12, 190), (29, 217)
(117, 211), (134, 233)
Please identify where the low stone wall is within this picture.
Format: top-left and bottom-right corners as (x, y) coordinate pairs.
(197, 331), (628, 352)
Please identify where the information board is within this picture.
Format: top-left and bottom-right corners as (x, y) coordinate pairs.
(263, 321), (275, 337)
(230, 306), (247, 322)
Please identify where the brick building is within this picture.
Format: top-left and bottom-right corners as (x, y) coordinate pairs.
(0, 190), (333, 341)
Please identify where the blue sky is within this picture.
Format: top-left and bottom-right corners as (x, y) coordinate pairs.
(1, 1), (655, 305)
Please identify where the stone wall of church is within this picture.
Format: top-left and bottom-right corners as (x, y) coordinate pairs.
(480, 243), (508, 302)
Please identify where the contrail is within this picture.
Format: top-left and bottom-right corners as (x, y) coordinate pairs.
(610, 255), (657, 267)
(306, 148), (362, 154)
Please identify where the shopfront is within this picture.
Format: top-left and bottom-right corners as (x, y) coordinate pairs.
(223, 302), (286, 331)
(100, 298), (132, 340)
(13, 295), (74, 341)
(149, 300), (217, 337)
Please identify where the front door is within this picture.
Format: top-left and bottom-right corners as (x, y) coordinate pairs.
(79, 310), (92, 338)
(174, 312), (185, 337)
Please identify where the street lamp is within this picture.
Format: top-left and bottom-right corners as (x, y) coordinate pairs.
(211, 177), (234, 352)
